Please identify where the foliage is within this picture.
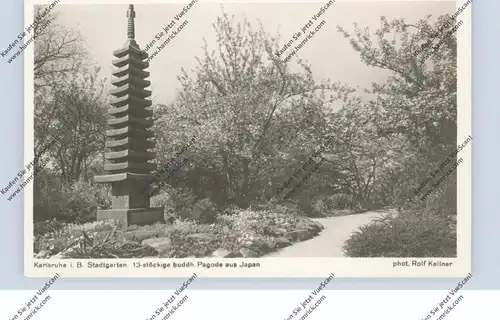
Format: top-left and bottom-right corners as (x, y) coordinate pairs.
(150, 188), (175, 222)
(168, 186), (197, 217)
(164, 225), (225, 258)
(327, 193), (355, 210)
(219, 208), (323, 253)
(220, 208), (296, 238)
(34, 5), (89, 89)
(309, 193), (371, 218)
(336, 14), (458, 257)
(61, 180), (111, 222)
(269, 202), (302, 216)
(34, 174), (111, 222)
(32, 9), (459, 262)
(34, 219), (66, 236)
(152, 9), (352, 207)
(34, 168), (66, 221)
(295, 193), (315, 217)
(151, 186), (219, 223)
(425, 182), (456, 217)
(34, 219), (121, 256)
(33, 6), (108, 227)
(343, 211), (456, 257)
(33, 6), (110, 226)
(335, 15), (457, 209)
(311, 194), (357, 215)
(61, 230), (158, 259)
(190, 198), (218, 223)
(34, 5), (105, 183)
(124, 223), (169, 242)
(37, 68), (107, 184)
(149, 12), (457, 215)
(35, 219), (158, 259)
(221, 204), (242, 215)
(34, 204), (323, 259)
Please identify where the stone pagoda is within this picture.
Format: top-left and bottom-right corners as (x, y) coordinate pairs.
(94, 4), (163, 226)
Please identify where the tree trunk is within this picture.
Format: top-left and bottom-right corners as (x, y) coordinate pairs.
(237, 158), (250, 208)
(221, 150), (231, 205)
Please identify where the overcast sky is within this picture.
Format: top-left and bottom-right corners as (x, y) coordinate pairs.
(54, 1), (454, 106)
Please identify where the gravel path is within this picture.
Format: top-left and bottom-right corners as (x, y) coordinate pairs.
(266, 210), (394, 257)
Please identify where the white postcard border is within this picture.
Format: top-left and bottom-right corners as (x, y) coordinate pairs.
(24, 0), (471, 278)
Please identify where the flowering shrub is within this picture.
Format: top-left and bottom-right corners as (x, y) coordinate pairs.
(167, 219), (211, 235)
(34, 206), (324, 259)
(159, 208), (300, 257)
(217, 208), (300, 249)
(71, 219), (122, 232)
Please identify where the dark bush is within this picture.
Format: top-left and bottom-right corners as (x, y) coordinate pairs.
(343, 211), (456, 257)
(424, 182), (457, 218)
(273, 202), (302, 216)
(191, 198), (218, 223)
(327, 193), (354, 210)
(170, 186), (197, 217)
(34, 171), (111, 223)
(150, 185), (199, 220)
(34, 219), (66, 236)
(296, 193), (317, 217)
(60, 180), (111, 222)
(34, 169), (65, 221)
(221, 204), (241, 215)
(150, 189), (175, 222)
(309, 194), (361, 217)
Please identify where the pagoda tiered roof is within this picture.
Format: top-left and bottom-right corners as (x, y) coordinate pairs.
(101, 30), (155, 178)
(94, 4), (164, 226)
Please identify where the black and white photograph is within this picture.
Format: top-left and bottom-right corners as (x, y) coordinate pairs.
(22, 0), (471, 277)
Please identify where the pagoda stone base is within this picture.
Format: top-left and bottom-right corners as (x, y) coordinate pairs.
(97, 207), (164, 227)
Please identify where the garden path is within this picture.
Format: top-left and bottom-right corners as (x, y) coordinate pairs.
(266, 209), (395, 257)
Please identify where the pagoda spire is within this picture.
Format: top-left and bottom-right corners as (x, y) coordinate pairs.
(127, 4), (135, 40)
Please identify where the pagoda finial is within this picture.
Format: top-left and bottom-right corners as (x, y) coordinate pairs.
(126, 4), (135, 40)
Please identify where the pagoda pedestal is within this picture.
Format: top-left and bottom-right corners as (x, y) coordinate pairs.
(94, 174), (164, 226)
(94, 4), (163, 227)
